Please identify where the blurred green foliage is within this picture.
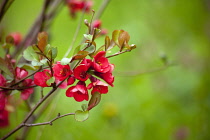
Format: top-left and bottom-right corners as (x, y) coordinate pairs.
(0, 0), (210, 139)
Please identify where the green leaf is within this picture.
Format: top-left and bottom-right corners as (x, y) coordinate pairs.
(40, 59), (48, 65)
(84, 45), (95, 54)
(74, 110), (89, 122)
(46, 77), (55, 86)
(81, 104), (88, 112)
(61, 58), (71, 65)
(0, 57), (13, 77)
(17, 63), (36, 70)
(105, 36), (110, 51)
(51, 47), (57, 59)
(88, 92), (101, 110)
(31, 60), (43, 66)
(23, 46), (39, 61)
(83, 34), (93, 40)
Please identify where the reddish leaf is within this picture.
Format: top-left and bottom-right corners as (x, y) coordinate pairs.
(105, 36), (110, 51)
(118, 31), (130, 48)
(37, 32), (48, 52)
(72, 51), (89, 61)
(88, 92), (101, 111)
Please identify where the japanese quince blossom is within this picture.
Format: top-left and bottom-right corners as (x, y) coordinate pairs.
(92, 51), (111, 73)
(66, 81), (88, 102)
(9, 32), (22, 45)
(66, 0), (92, 18)
(87, 76), (108, 94)
(34, 69), (52, 87)
(53, 62), (72, 81)
(15, 67), (28, 80)
(73, 58), (91, 81)
(20, 79), (34, 100)
(0, 74), (7, 111)
(0, 109), (9, 127)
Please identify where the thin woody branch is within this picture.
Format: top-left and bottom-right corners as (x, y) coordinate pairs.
(24, 113), (75, 127)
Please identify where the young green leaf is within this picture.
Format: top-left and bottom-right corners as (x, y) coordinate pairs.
(61, 58), (71, 65)
(74, 110), (89, 122)
(83, 34), (93, 40)
(46, 77), (55, 86)
(23, 46), (39, 61)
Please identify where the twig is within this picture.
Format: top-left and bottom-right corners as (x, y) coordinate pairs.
(106, 50), (130, 58)
(24, 112), (75, 127)
(94, 0), (111, 20)
(63, 7), (87, 58)
(0, 85), (37, 90)
(0, 80), (65, 140)
(0, 0), (14, 22)
(115, 63), (175, 77)
(11, 67), (42, 87)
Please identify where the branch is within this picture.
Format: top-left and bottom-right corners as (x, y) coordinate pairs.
(0, 0), (14, 22)
(24, 113), (75, 127)
(106, 50), (130, 58)
(0, 80), (65, 140)
(115, 63), (175, 77)
(0, 85), (37, 90)
(94, 0), (111, 20)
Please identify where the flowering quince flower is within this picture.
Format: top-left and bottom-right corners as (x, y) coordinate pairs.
(0, 74), (7, 110)
(15, 67), (28, 80)
(67, 76), (75, 85)
(53, 62), (72, 81)
(92, 51), (111, 73)
(66, 81), (88, 102)
(93, 20), (102, 29)
(34, 69), (52, 87)
(20, 79), (34, 100)
(73, 63), (90, 81)
(66, 0), (92, 17)
(9, 32), (22, 45)
(0, 109), (9, 127)
(87, 77), (108, 94)
(94, 64), (115, 87)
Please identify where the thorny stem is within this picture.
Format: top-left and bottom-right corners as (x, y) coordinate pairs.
(0, 81), (65, 140)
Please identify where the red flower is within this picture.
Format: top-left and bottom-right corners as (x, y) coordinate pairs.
(93, 20), (102, 29)
(0, 109), (9, 128)
(67, 76), (75, 85)
(66, 0), (92, 18)
(15, 67), (28, 80)
(92, 51), (111, 73)
(34, 69), (52, 87)
(20, 79), (34, 100)
(0, 74), (7, 110)
(73, 62), (90, 81)
(94, 64), (115, 87)
(66, 81), (88, 102)
(0, 93), (7, 111)
(9, 32), (22, 45)
(53, 62), (72, 81)
(87, 77), (108, 94)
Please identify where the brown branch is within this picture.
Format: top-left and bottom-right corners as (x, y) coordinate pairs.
(24, 113), (75, 127)
(0, 80), (65, 140)
(94, 0), (111, 20)
(106, 50), (130, 58)
(0, 85), (37, 90)
(115, 63), (175, 77)
(0, 0), (14, 22)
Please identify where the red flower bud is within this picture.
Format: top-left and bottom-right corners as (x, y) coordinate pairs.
(9, 32), (22, 45)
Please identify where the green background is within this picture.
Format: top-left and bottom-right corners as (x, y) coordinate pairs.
(0, 0), (210, 139)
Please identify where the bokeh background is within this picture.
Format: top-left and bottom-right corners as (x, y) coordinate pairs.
(0, 0), (210, 139)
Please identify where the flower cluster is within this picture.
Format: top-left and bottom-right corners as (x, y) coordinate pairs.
(34, 51), (114, 102)
(0, 66), (34, 127)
